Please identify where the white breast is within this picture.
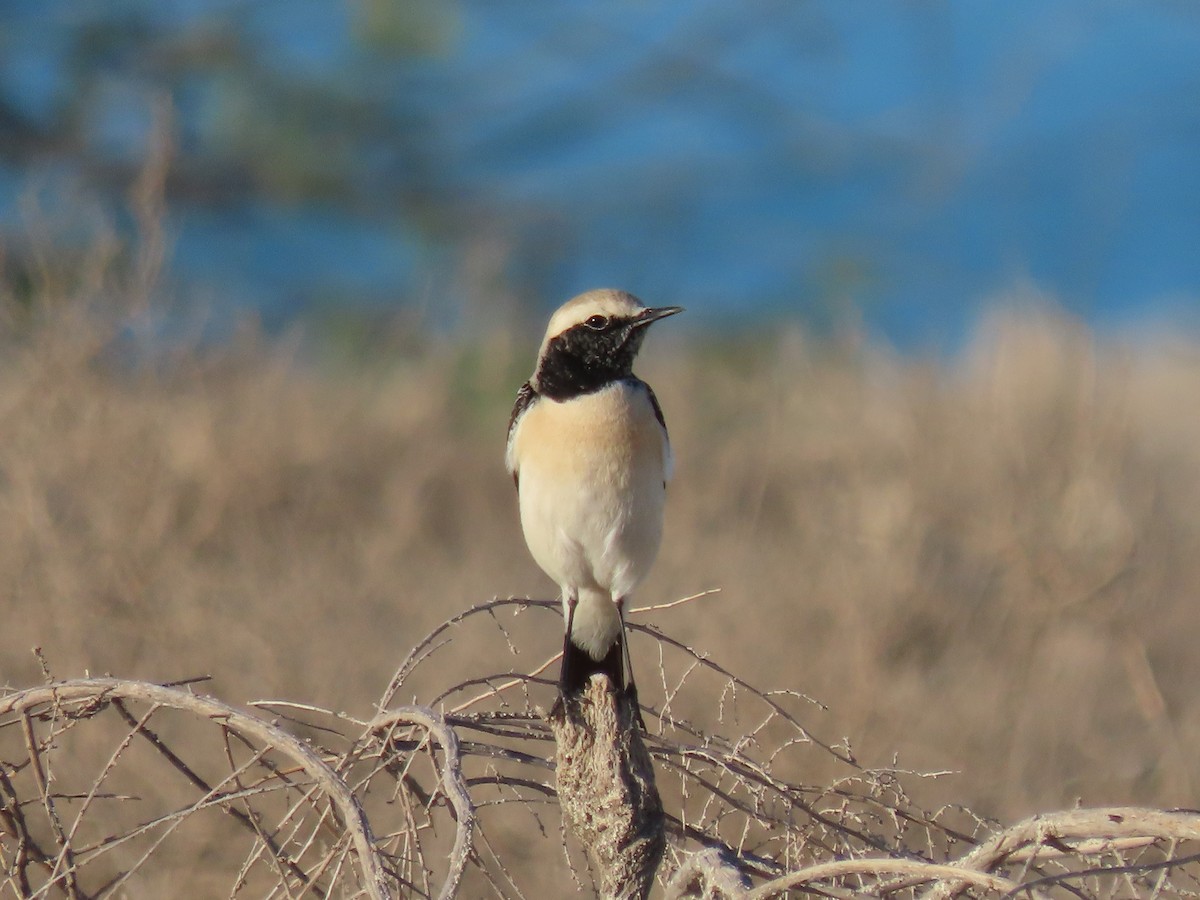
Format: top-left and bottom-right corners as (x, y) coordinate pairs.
(510, 380), (669, 602)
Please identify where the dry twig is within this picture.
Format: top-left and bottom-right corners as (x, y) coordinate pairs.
(3, 600), (1199, 898)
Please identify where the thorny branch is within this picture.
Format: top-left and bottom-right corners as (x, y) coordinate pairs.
(1, 598), (1198, 898)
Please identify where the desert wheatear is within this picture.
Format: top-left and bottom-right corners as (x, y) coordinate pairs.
(506, 289), (681, 718)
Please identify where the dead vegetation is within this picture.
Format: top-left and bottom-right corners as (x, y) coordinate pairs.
(4, 601), (1200, 897)
(3, 181), (1200, 894)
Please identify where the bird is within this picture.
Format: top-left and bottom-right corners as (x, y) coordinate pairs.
(506, 289), (682, 719)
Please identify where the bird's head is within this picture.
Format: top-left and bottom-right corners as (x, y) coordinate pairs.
(533, 289), (683, 399)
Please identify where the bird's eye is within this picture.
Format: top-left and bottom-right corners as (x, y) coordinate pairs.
(584, 315), (609, 330)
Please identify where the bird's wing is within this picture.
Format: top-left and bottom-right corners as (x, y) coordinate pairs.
(505, 381), (538, 488)
(644, 382), (674, 484)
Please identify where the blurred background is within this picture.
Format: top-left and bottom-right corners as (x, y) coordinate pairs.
(3, 0), (1200, 835)
(2, 0), (1198, 346)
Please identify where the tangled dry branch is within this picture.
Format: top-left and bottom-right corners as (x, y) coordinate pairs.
(2, 598), (1199, 898)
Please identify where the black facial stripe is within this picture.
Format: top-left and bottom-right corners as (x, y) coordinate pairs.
(536, 319), (647, 400)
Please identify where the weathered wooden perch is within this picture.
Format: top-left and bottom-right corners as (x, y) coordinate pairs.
(550, 674), (665, 900)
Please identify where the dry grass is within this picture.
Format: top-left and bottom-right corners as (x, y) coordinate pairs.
(6, 606), (1199, 897)
(3, 194), (1200, 893)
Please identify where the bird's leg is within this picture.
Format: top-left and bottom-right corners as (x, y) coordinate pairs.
(558, 588), (579, 697)
(615, 596), (648, 732)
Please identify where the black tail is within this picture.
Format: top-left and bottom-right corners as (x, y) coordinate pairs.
(560, 636), (624, 696)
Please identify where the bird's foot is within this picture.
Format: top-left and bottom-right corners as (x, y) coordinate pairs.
(551, 680), (646, 732)
(549, 687), (570, 723)
(624, 682), (648, 733)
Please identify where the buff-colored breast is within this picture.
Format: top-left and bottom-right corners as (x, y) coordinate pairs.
(511, 380), (669, 601)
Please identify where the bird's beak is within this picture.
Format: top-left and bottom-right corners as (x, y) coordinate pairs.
(634, 305), (684, 328)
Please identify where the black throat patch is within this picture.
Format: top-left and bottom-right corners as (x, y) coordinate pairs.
(535, 320), (646, 400)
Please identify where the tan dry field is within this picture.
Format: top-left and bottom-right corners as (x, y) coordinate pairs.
(3, 238), (1200, 891)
